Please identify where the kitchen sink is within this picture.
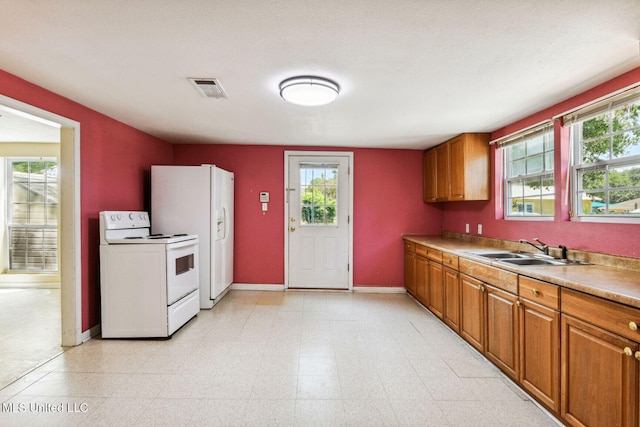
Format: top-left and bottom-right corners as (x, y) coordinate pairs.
(465, 250), (590, 267)
(465, 250), (530, 259)
(499, 258), (564, 266)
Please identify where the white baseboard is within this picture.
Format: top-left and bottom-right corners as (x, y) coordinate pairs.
(230, 283), (406, 294)
(81, 324), (101, 343)
(353, 286), (407, 293)
(230, 283), (285, 291)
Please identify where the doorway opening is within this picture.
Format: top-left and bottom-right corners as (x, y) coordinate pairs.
(0, 98), (81, 389)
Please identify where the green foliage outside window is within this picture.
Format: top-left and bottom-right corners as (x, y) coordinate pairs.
(300, 169), (337, 225)
(579, 102), (640, 210)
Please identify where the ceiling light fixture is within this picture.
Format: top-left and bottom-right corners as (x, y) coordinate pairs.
(279, 76), (340, 106)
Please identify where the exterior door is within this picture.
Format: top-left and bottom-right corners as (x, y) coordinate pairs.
(286, 152), (352, 289)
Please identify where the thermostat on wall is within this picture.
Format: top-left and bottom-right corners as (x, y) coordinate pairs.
(260, 192), (269, 203)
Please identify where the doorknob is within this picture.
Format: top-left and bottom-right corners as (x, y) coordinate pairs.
(290, 226), (296, 232)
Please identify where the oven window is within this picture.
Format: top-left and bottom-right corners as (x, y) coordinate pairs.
(175, 254), (194, 275)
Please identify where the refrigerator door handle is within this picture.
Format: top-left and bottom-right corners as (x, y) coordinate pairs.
(217, 206), (227, 241)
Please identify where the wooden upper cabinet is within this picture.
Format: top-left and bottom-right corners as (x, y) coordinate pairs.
(423, 149), (437, 202)
(423, 133), (490, 203)
(435, 143), (450, 201)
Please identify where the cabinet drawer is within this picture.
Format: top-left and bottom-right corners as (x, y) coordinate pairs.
(404, 241), (416, 253)
(415, 244), (428, 258)
(442, 252), (459, 270)
(427, 247), (443, 263)
(459, 258), (517, 294)
(562, 288), (640, 342)
(519, 276), (559, 310)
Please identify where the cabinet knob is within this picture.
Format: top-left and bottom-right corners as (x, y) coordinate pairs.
(629, 321), (638, 331)
(624, 347), (634, 357)
(531, 289), (540, 297)
(516, 300), (521, 307)
(290, 227), (296, 232)
(636, 351), (640, 361)
(480, 285), (485, 293)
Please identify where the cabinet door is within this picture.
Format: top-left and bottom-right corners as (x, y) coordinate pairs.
(448, 135), (465, 200)
(460, 274), (485, 353)
(443, 267), (460, 332)
(415, 255), (429, 306)
(485, 284), (519, 380)
(427, 261), (444, 319)
(423, 149), (437, 203)
(435, 143), (450, 201)
(520, 298), (560, 414)
(404, 249), (416, 296)
(561, 315), (638, 427)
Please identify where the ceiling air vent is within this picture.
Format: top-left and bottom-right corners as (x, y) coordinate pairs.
(188, 78), (228, 99)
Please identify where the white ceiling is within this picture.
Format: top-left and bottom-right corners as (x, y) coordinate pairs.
(1, 1), (639, 149)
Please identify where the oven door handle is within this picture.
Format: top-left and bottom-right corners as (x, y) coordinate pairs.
(166, 238), (200, 250)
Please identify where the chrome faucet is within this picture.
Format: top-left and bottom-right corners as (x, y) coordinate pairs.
(519, 238), (549, 255)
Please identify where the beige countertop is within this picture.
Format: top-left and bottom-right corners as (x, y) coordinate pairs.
(403, 234), (640, 309)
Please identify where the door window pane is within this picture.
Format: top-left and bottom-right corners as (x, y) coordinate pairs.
(300, 165), (338, 225)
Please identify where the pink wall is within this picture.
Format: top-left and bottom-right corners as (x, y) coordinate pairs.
(0, 70), (174, 331)
(173, 145), (441, 286)
(442, 66), (640, 258)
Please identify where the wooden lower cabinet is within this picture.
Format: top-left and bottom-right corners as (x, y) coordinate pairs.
(561, 315), (638, 427)
(404, 244), (416, 296)
(404, 241), (640, 427)
(485, 284), (519, 380)
(459, 273), (485, 353)
(443, 266), (460, 332)
(415, 254), (429, 306)
(427, 261), (444, 319)
(519, 298), (560, 414)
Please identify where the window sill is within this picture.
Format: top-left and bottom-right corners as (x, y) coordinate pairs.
(570, 215), (640, 225)
(504, 215), (554, 221)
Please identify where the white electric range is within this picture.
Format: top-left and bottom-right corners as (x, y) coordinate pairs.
(99, 211), (200, 338)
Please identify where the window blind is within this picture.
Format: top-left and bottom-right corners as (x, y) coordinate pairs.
(490, 120), (554, 148)
(561, 85), (640, 126)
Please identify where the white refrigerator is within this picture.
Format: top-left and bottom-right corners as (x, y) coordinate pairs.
(151, 165), (234, 309)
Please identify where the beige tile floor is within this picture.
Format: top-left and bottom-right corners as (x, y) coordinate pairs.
(0, 288), (64, 390)
(0, 290), (562, 426)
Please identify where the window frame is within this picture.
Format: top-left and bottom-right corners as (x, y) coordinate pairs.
(569, 91), (640, 224)
(6, 157), (59, 272)
(501, 124), (555, 221)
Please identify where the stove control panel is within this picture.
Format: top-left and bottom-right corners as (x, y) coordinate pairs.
(100, 211), (150, 230)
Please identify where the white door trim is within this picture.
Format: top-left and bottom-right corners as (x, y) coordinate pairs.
(284, 150), (353, 291)
(0, 94), (82, 346)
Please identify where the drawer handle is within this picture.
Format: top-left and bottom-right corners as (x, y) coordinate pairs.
(630, 321), (638, 331)
(531, 289), (541, 297)
(624, 347), (634, 357)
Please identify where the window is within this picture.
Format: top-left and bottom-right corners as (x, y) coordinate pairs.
(7, 159), (58, 272)
(500, 122), (555, 219)
(299, 164), (338, 225)
(567, 89), (640, 221)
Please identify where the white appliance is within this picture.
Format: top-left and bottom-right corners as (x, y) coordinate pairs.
(151, 165), (234, 309)
(99, 211), (200, 338)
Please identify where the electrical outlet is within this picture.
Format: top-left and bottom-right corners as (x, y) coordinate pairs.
(478, 224), (483, 235)
(465, 224), (469, 233)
